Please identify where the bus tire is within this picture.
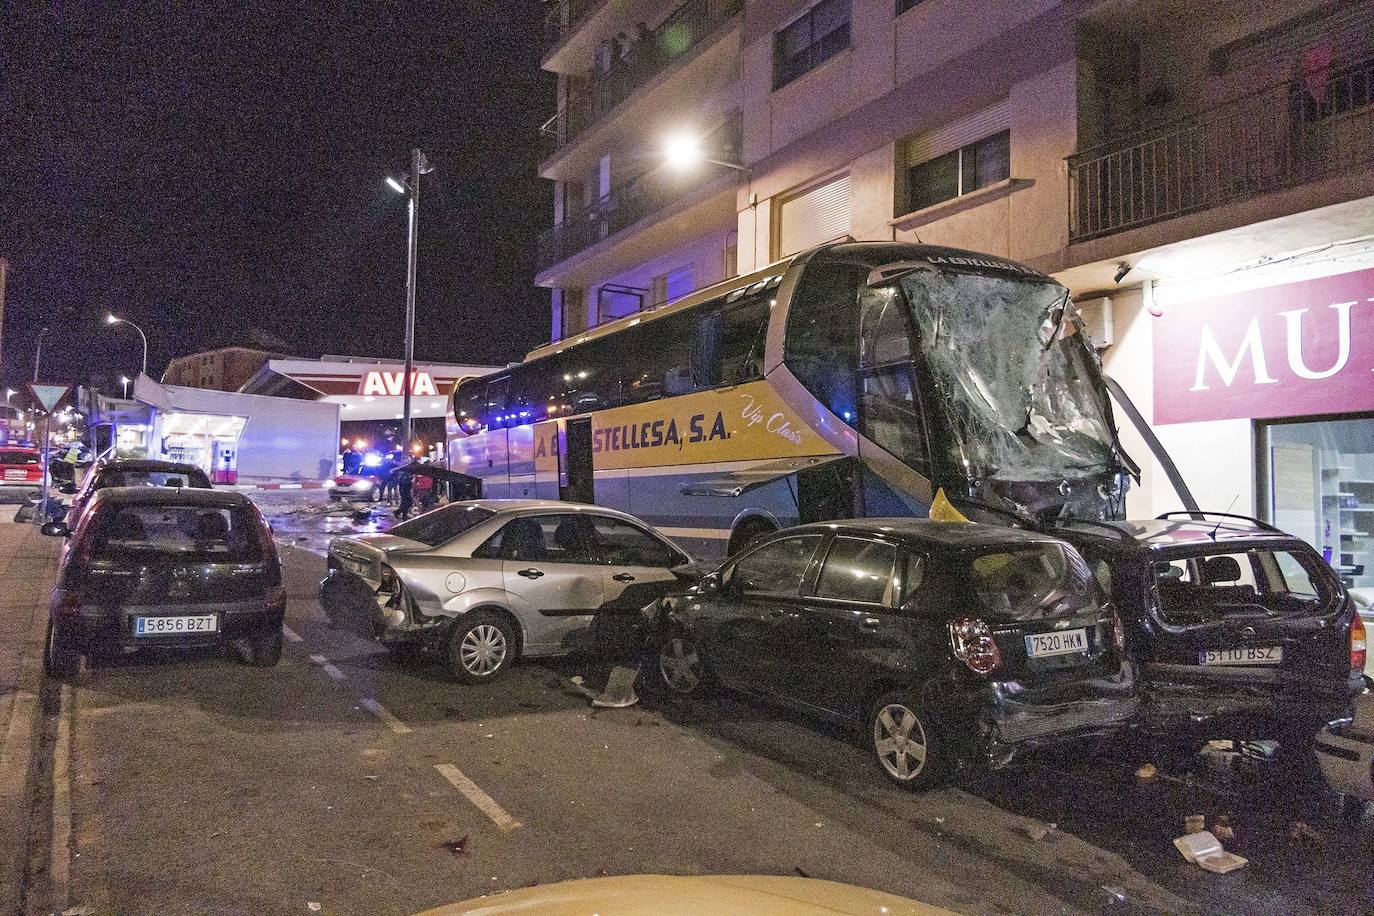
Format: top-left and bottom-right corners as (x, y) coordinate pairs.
(727, 518), (775, 557)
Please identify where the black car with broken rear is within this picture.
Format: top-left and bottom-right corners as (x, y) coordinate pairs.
(640, 519), (1138, 789)
(42, 487), (285, 677)
(1053, 513), (1367, 745)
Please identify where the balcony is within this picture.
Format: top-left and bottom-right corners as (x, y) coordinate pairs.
(1068, 56), (1374, 244)
(541, 0), (741, 158)
(537, 117), (741, 274)
(543, 0), (598, 56)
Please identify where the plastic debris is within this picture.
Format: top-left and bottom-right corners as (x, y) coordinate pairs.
(1212, 824), (1234, 841)
(1135, 763), (1157, 779)
(307, 904), (322, 913)
(1289, 820), (1326, 846)
(1184, 814), (1206, 833)
(592, 665), (640, 708)
(1174, 830), (1248, 873)
(1022, 820), (1055, 841)
(1101, 885), (1127, 905)
(439, 836), (470, 857)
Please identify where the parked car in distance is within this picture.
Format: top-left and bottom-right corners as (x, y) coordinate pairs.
(640, 519), (1138, 789)
(41, 487), (285, 678)
(1053, 513), (1367, 746)
(320, 500), (697, 683)
(0, 446), (43, 493)
(64, 458), (213, 526)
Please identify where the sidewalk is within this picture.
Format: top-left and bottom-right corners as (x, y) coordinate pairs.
(0, 521), (60, 915)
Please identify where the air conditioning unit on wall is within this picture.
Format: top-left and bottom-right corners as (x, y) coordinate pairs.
(1075, 296), (1114, 349)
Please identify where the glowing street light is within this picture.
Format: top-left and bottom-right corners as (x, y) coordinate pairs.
(106, 313), (149, 377)
(661, 131), (749, 173)
(384, 176), (406, 195)
(119, 375), (131, 398)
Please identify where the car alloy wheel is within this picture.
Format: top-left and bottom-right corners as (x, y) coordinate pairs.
(459, 623), (508, 677)
(658, 637), (702, 694)
(873, 701), (929, 782)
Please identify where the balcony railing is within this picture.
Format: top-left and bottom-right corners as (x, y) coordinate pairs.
(1068, 56), (1374, 243)
(537, 116), (741, 273)
(543, 0), (598, 55)
(540, 0), (742, 156)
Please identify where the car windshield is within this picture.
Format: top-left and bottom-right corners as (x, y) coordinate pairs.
(0, 450), (39, 465)
(388, 503), (496, 547)
(99, 470), (207, 489)
(1151, 545), (1338, 622)
(89, 503), (262, 562)
(958, 542), (1103, 621)
(900, 269), (1117, 482)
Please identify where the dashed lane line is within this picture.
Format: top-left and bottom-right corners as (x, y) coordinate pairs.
(308, 654), (347, 681)
(434, 764), (521, 833)
(282, 625), (304, 643)
(360, 698), (412, 735)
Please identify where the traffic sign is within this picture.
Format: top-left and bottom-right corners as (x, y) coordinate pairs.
(27, 382), (71, 413)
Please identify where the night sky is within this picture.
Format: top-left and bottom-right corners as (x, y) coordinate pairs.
(1, 3), (553, 390)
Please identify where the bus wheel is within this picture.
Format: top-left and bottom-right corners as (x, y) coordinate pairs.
(728, 518), (775, 557)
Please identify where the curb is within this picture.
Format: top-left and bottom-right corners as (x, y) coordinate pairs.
(225, 481), (333, 492)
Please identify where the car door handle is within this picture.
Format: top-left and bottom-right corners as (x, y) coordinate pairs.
(612, 573), (636, 582)
(517, 568), (545, 579)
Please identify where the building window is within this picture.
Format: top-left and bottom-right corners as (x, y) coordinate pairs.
(906, 130), (1010, 213)
(896, 0), (927, 13)
(1260, 413), (1374, 590)
(774, 0), (851, 89)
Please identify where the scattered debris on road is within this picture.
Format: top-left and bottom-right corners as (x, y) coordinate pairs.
(592, 666), (639, 708)
(1174, 830), (1248, 873)
(1022, 819), (1055, 841)
(439, 836), (471, 857)
(1135, 763), (1157, 780)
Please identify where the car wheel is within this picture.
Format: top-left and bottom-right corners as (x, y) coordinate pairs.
(238, 629), (283, 667)
(870, 691), (944, 790)
(727, 518), (774, 557)
(446, 613), (514, 684)
(640, 630), (712, 703)
(44, 620), (80, 680)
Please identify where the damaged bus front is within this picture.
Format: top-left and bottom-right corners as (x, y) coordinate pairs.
(774, 243), (1132, 528)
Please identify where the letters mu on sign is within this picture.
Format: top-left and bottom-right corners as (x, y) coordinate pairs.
(357, 370), (438, 398)
(1152, 266), (1374, 425)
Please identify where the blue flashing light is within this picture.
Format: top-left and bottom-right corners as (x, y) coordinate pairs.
(362, 451), (382, 468)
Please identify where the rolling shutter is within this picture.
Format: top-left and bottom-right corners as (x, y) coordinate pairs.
(776, 173), (851, 257)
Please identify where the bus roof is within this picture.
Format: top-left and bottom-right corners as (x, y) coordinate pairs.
(520, 240), (1055, 366)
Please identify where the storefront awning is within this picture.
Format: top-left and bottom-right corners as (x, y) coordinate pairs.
(680, 455), (846, 497)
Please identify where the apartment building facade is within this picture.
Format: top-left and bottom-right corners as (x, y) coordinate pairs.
(536, 0), (1374, 587)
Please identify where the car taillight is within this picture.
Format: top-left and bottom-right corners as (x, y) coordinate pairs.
(1352, 613), (1367, 674)
(1111, 607), (1127, 653)
(949, 616), (1002, 676)
(51, 588), (81, 618)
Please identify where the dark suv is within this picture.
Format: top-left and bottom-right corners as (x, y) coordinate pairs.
(1054, 513), (1367, 745)
(640, 520), (1138, 788)
(42, 487), (285, 678)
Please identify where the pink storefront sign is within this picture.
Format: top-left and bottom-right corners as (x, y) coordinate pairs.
(1153, 266), (1374, 425)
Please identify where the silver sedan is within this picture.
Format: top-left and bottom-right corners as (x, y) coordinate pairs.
(319, 500), (696, 683)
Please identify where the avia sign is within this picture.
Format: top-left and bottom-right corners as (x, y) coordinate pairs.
(1153, 266), (1374, 424)
(358, 370), (438, 398)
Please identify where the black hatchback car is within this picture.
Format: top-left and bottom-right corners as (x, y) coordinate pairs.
(1054, 513), (1367, 745)
(63, 458), (212, 526)
(640, 520), (1138, 788)
(42, 487), (285, 678)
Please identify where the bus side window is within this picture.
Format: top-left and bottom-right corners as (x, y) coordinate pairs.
(618, 310), (695, 406)
(484, 376), (510, 429)
(694, 296), (770, 389)
(455, 380), (486, 434)
(782, 263), (867, 421)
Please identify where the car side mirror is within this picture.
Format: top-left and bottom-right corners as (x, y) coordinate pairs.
(41, 521), (70, 538)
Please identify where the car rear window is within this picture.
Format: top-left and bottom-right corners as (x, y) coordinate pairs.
(960, 542), (1102, 620)
(88, 504), (263, 562)
(98, 470), (208, 489)
(0, 450), (39, 465)
(388, 504), (495, 547)
(1152, 546), (1336, 621)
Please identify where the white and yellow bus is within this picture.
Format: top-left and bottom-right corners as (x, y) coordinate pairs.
(449, 242), (1130, 561)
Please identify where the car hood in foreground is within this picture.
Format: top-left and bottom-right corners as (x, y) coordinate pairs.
(414, 874), (947, 916)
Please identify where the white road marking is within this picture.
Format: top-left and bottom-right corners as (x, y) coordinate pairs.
(434, 764), (521, 833)
(282, 625), (304, 643)
(50, 683), (74, 912)
(309, 654), (346, 681)
(360, 698), (412, 735)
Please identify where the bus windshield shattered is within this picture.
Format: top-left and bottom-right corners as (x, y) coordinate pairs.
(897, 265), (1124, 517)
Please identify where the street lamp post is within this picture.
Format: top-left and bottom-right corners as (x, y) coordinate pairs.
(106, 313), (149, 377)
(386, 148), (433, 453)
(33, 326), (48, 383)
